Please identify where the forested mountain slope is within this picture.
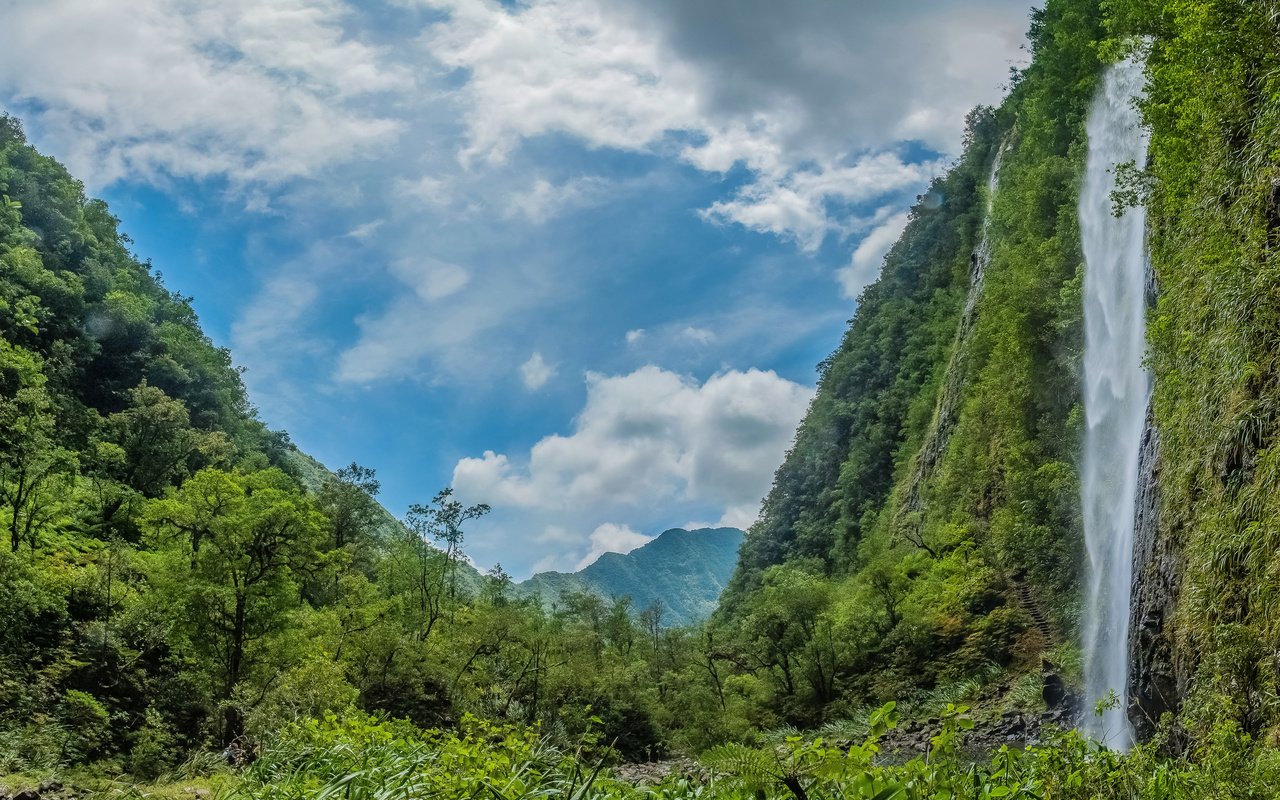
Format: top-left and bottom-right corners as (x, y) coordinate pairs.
(716, 0), (1280, 747)
(517, 527), (744, 627)
(8, 0), (1280, 792)
(0, 114), (752, 771)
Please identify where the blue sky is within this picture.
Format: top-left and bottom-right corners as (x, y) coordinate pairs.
(0, 0), (1031, 577)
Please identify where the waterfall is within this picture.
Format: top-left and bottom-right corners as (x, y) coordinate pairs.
(961, 140), (1005, 323)
(1080, 55), (1150, 751)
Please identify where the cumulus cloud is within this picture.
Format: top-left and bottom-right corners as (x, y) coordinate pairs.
(839, 211), (913, 299)
(0, 0), (409, 188)
(625, 329), (646, 346)
(417, 0), (1028, 247)
(3, 0), (1032, 394)
(452, 366), (813, 564)
(521, 352), (556, 390)
(576, 523), (652, 569)
(702, 153), (941, 250)
(421, 0), (703, 164)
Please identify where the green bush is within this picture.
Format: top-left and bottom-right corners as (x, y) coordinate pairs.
(58, 690), (110, 763)
(127, 707), (177, 781)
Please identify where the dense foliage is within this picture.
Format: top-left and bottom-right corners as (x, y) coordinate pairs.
(0, 114), (765, 777)
(715, 0), (1104, 724)
(176, 705), (1280, 800)
(6, 0), (1280, 794)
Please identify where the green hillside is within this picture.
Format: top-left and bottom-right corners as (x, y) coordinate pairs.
(517, 527), (744, 627)
(0, 112), (745, 770)
(714, 0), (1280, 751)
(8, 0), (1280, 795)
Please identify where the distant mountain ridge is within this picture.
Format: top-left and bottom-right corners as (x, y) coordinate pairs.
(516, 527), (745, 627)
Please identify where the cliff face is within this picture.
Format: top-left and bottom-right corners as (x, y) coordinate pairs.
(715, 0), (1104, 714)
(717, 0), (1280, 740)
(1127, 406), (1182, 739)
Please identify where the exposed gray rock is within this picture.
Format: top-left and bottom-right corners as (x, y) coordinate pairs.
(1127, 403), (1184, 740)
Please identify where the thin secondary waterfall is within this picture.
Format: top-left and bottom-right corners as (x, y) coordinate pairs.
(899, 142), (1006, 519)
(962, 141), (1005, 322)
(1080, 55), (1150, 751)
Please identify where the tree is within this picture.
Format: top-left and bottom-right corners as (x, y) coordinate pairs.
(316, 462), (381, 552)
(484, 562), (512, 605)
(104, 382), (230, 498)
(144, 468), (326, 742)
(0, 341), (74, 551)
(405, 488), (489, 605)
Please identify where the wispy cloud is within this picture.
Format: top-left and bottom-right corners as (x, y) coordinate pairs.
(0, 0), (410, 188)
(839, 211), (913, 300)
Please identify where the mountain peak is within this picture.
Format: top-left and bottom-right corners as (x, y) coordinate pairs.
(517, 527), (745, 626)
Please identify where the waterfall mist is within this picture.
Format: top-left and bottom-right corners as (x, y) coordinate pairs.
(1079, 55), (1150, 751)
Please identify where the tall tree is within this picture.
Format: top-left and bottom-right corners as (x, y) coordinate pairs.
(316, 462), (380, 552)
(0, 341), (74, 551)
(406, 488), (489, 605)
(144, 468), (326, 742)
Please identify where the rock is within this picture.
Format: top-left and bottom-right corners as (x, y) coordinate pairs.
(1127, 406), (1185, 743)
(37, 783), (61, 795)
(1041, 658), (1070, 709)
(612, 758), (702, 786)
(13, 790), (39, 800)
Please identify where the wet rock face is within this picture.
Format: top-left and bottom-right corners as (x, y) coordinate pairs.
(1041, 659), (1077, 710)
(1127, 407), (1183, 739)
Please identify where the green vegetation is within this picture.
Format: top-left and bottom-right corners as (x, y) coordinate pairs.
(7, 0), (1280, 795)
(714, 0), (1104, 725)
(0, 111), (762, 779)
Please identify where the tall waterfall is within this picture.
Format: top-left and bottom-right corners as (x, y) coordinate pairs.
(1080, 56), (1150, 751)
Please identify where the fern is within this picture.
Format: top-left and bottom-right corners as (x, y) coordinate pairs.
(702, 741), (779, 788)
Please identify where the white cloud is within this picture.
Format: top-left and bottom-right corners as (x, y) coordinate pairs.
(391, 259), (471, 301)
(453, 364), (812, 519)
(422, 0), (704, 165)
(345, 220), (385, 240)
(625, 329), (646, 345)
(333, 292), (503, 384)
(452, 365), (812, 575)
(0, 0), (410, 188)
(681, 326), (715, 345)
(839, 211), (913, 299)
(331, 243), (562, 384)
(395, 175), (452, 208)
(417, 0), (1026, 248)
(506, 176), (608, 224)
(702, 154), (941, 251)
(521, 352), (556, 390)
(576, 523), (652, 569)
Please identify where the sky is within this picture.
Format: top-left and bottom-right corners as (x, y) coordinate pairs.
(0, 0), (1033, 578)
